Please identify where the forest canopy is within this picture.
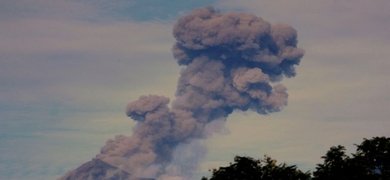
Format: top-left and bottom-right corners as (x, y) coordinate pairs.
(202, 136), (390, 180)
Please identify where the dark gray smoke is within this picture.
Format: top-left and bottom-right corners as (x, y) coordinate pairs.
(61, 7), (304, 180)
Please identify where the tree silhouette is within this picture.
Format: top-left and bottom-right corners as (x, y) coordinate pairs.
(202, 155), (310, 180)
(313, 136), (390, 180)
(202, 137), (390, 180)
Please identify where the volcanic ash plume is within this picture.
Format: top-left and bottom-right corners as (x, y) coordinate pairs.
(60, 7), (304, 180)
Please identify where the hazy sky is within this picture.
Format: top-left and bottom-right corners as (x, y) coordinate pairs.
(1, 0), (390, 179)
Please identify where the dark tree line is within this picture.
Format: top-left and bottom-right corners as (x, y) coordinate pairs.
(202, 136), (390, 180)
(201, 156), (310, 180)
(313, 136), (390, 180)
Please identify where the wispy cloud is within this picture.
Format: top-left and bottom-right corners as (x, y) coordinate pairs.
(1, 0), (390, 179)
(0, 0), (185, 179)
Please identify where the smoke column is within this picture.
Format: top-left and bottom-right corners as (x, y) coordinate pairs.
(61, 7), (304, 180)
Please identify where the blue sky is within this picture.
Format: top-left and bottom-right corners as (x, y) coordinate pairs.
(1, 0), (390, 179)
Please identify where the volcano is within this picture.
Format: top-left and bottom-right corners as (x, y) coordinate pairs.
(60, 158), (154, 180)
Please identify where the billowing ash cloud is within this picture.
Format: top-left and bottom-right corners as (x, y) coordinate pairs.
(61, 7), (304, 180)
